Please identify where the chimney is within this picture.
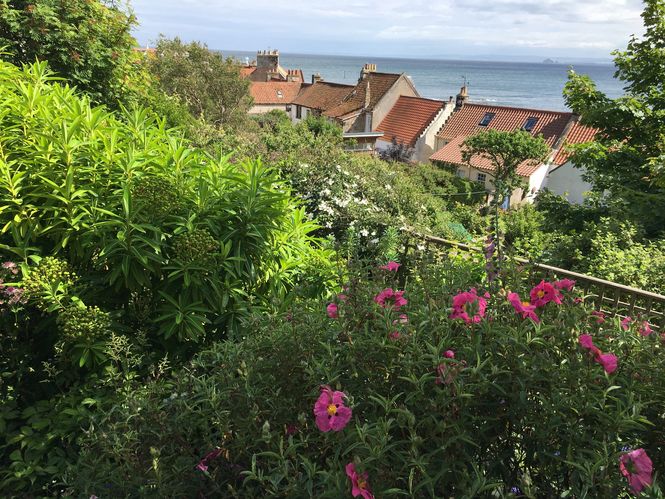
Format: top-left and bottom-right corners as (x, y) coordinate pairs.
(363, 79), (371, 110)
(257, 49), (279, 70)
(455, 85), (469, 110)
(359, 63), (377, 81)
(311, 72), (323, 84)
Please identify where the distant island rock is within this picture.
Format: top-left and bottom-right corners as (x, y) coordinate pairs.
(542, 58), (559, 64)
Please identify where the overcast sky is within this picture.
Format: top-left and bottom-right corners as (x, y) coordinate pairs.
(130, 0), (646, 62)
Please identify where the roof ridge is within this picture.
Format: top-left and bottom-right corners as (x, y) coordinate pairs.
(398, 95), (446, 104)
(463, 102), (573, 116)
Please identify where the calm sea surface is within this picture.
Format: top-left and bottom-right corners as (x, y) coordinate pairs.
(225, 50), (624, 112)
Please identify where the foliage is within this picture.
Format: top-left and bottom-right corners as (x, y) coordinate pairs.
(563, 0), (665, 235)
(0, 58), (337, 493)
(378, 137), (415, 163)
(0, 0), (147, 108)
(70, 255), (665, 498)
(500, 204), (549, 260)
(149, 36), (252, 130)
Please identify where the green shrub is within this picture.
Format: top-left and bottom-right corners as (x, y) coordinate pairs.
(72, 257), (665, 498)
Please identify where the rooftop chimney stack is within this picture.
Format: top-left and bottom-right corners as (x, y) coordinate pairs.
(311, 72), (323, 84)
(455, 84), (469, 110)
(359, 63), (377, 81)
(257, 49), (279, 70)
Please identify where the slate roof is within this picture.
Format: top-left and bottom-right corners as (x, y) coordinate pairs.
(292, 81), (355, 112)
(430, 103), (575, 177)
(375, 96), (446, 146)
(553, 120), (598, 165)
(250, 82), (302, 104)
(323, 72), (402, 119)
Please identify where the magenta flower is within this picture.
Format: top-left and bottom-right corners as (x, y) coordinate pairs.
(507, 292), (540, 322)
(639, 321), (653, 337)
(444, 350), (455, 359)
(196, 448), (223, 472)
(389, 331), (401, 341)
(553, 278), (576, 291)
(436, 350), (457, 385)
(596, 353), (618, 374)
(374, 288), (407, 311)
(449, 288), (489, 324)
(338, 293), (348, 302)
(313, 386), (352, 432)
(621, 316), (633, 331)
(591, 310), (606, 324)
(327, 303), (338, 319)
(379, 261), (401, 272)
(529, 280), (563, 308)
(579, 334), (602, 357)
(392, 313), (408, 325)
(620, 448), (653, 495)
(346, 463), (374, 499)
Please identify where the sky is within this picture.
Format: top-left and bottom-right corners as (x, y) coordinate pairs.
(129, 0), (646, 62)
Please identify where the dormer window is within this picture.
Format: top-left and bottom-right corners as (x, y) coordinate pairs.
(478, 112), (495, 126)
(523, 117), (539, 132)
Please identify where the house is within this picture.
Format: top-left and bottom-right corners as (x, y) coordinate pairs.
(248, 81), (302, 115)
(429, 92), (578, 206)
(375, 95), (455, 162)
(241, 50), (304, 83)
(546, 120), (598, 204)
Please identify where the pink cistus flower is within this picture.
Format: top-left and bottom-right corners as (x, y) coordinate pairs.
(553, 278), (576, 291)
(591, 310), (606, 324)
(379, 261), (401, 272)
(374, 288), (407, 311)
(392, 313), (408, 325)
(529, 280), (563, 308)
(389, 331), (401, 341)
(326, 303), (338, 319)
(338, 293), (348, 302)
(596, 353), (618, 374)
(313, 386), (352, 432)
(449, 288), (489, 324)
(619, 448), (653, 495)
(621, 316), (633, 331)
(579, 334), (601, 357)
(346, 463), (374, 499)
(435, 350), (457, 385)
(638, 321), (653, 337)
(507, 292), (540, 322)
(196, 448), (223, 472)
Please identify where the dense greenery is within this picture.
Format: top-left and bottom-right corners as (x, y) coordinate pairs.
(0, 0), (147, 108)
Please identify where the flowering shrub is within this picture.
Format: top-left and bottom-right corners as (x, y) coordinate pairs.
(71, 257), (665, 497)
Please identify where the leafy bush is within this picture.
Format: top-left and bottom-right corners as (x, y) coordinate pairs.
(71, 255), (665, 497)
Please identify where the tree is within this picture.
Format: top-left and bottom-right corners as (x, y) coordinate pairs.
(149, 36), (252, 130)
(563, 0), (665, 235)
(0, 0), (144, 108)
(461, 129), (549, 284)
(379, 137), (415, 163)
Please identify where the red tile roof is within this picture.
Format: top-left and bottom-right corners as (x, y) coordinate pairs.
(553, 120), (598, 165)
(323, 72), (402, 119)
(240, 66), (256, 78)
(431, 103), (575, 177)
(375, 96), (446, 146)
(292, 81), (355, 112)
(250, 82), (302, 105)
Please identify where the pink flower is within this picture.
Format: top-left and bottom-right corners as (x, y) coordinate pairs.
(591, 310), (606, 324)
(449, 288), (489, 324)
(338, 293), (348, 302)
(579, 334), (602, 357)
(346, 463), (374, 499)
(389, 331), (401, 341)
(374, 288), (407, 311)
(392, 314), (408, 325)
(639, 321), (653, 337)
(596, 353), (618, 374)
(554, 278), (576, 291)
(620, 448), (653, 495)
(379, 261), (401, 272)
(444, 350), (455, 359)
(507, 292), (540, 322)
(196, 448), (222, 472)
(574, 297), (583, 304)
(529, 280), (563, 307)
(621, 316), (633, 331)
(313, 386), (352, 432)
(436, 350), (457, 384)
(327, 303), (338, 318)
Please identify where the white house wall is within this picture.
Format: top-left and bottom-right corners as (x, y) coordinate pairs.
(545, 162), (593, 204)
(413, 102), (455, 162)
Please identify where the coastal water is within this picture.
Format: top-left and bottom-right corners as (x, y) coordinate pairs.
(226, 50), (624, 112)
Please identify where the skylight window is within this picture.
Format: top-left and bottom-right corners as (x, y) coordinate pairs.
(478, 112), (495, 126)
(276, 90), (283, 99)
(523, 117), (539, 132)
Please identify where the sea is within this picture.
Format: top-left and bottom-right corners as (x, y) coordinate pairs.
(225, 50), (624, 112)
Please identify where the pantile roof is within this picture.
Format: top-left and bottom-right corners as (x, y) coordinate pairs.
(250, 82), (303, 105)
(292, 81), (355, 112)
(240, 66), (256, 78)
(553, 120), (598, 165)
(375, 96), (446, 146)
(431, 103), (576, 177)
(323, 72), (402, 119)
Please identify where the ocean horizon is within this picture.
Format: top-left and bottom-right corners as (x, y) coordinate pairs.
(224, 50), (624, 112)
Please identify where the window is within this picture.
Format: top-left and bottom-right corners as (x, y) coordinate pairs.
(456, 168), (465, 178)
(296, 105), (302, 119)
(478, 112), (495, 126)
(476, 173), (487, 183)
(523, 117), (539, 132)
(276, 90), (283, 99)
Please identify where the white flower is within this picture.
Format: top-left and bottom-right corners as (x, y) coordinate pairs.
(370, 238), (379, 244)
(384, 184), (392, 190)
(359, 229), (369, 237)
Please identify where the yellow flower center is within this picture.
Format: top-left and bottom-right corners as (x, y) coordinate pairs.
(358, 478), (367, 489)
(327, 404), (337, 416)
(522, 301), (531, 307)
(537, 290), (545, 298)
